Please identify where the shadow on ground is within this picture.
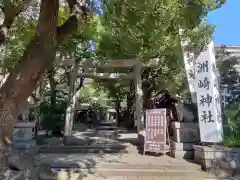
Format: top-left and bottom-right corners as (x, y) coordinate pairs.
(37, 155), (98, 180)
(34, 128), (131, 179)
(115, 131), (167, 156)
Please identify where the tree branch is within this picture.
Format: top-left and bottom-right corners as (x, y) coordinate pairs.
(30, 93), (38, 103)
(57, 16), (78, 44)
(0, 0), (32, 44)
(3, 0), (32, 28)
(76, 77), (84, 92)
(57, 0), (90, 44)
(47, 69), (57, 86)
(67, 0), (78, 11)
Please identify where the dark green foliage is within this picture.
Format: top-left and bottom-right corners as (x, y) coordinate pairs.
(39, 89), (68, 135)
(223, 131), (240, 148)
(94, 0), (225, 102)
(224, 103), (240, 134)
(217, 48), (240, 147)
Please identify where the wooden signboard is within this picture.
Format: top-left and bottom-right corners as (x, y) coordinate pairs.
(144, 108), (167, 154)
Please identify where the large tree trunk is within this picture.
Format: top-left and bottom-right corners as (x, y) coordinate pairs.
(0, 0), (59, 177)
(0, 0), (87, 176)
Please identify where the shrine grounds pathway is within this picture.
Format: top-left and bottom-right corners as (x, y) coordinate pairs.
(36, 123), (238, 180)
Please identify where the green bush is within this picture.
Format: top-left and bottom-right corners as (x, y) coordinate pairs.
(223, 133), (240, 148)
(223, 102), (240, 147)
(40, 89), (67, 135)
(40, 102), (66, 133)
(223, 103), (240, 134)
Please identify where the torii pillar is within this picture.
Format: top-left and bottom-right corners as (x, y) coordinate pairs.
(134, 63), (144, 132)
(63, 60), (78, 144)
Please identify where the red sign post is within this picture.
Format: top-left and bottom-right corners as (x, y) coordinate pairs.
(144, 108), (167, 154)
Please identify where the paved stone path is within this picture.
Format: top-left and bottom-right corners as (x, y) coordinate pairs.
(36, 127), (238, 180)
(37, 142), (234, 180)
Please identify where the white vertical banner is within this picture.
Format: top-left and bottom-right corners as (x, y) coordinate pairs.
(179, 30), (197, 103)
(195, 41), (223, 143)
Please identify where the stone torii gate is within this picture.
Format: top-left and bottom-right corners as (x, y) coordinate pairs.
(61, 58), (159, 142)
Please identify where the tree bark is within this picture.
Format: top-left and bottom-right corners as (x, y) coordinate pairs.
(0, 0), (88, 176)
(0, 0), (59, 177)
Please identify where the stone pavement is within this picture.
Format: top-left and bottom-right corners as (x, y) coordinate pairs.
(82, 144), (232, 180)
(37, 143), (236, 180)
(36, 128), (239, 180)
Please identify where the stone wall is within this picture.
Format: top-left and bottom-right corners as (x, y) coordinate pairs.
(170, 122), (200, 159)
(194, 145), (240, 171)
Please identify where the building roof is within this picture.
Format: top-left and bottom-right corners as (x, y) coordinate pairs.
(215, 45), (240, 56)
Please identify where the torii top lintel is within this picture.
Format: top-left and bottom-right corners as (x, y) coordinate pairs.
(59, 58), (160, 68)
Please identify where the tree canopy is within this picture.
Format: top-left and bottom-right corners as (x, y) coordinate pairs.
(93, 0), (225, 101)
(0, 0), (226, 176)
